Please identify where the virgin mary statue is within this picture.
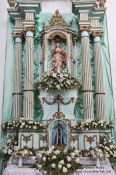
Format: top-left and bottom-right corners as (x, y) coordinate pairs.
(52, 43), (67, 72)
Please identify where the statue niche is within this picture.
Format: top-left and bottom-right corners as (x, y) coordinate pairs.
(52, 42), (67, 72)
(41, 10), (76, 76)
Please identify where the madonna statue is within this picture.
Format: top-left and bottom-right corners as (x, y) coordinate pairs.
(52, 43), (67, 72)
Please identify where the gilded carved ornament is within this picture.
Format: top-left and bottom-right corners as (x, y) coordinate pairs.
(79, 26), (91, 32)
(85, 135), (97, 145)
(92, 31), (103, 37)
(23, 26), (35, 32)
(50, 10), (68, 28)
(12, 32), (23, 38)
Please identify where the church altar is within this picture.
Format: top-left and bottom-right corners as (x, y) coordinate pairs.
(1, 0), (116, 174)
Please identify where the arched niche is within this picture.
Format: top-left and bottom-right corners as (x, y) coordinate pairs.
(43, 28), (72, 73)
(50, 120), (68, 147)
(46, 112), (71, 147)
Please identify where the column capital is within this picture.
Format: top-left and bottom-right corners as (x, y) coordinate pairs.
(92, 31), (103, 37)
(23, 25), (35, 32)
(12, 30), (23, 38)
(79, 26), (91, 32)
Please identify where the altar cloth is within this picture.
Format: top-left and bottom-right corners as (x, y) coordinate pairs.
(3, 158), (116, 175)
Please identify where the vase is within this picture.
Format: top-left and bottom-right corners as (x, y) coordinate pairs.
(96, 157), (100, 167)
(18, 156), (23, 168)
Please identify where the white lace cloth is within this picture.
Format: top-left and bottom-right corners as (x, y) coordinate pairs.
(3, 158), (116, 175)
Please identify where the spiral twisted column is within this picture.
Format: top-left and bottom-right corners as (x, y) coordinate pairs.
(23, 12), (35, 119)
(80, 27), (94, 120)
(12, 19), (23, 120)
(93, 31), (105, 120)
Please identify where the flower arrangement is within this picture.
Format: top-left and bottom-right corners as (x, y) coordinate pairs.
(2, 136), (36, 157)
(93, 135), (116, 158)
(2, 119), (44, 131)
(75, 120), (113, 131)
(2, 135), (116, 174)
(2, 136), (18, 157)
(35, 146), (82, 175)
(35, 70), (80, 91)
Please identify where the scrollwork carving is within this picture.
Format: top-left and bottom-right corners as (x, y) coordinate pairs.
(80, 26), (90, 32)
(23, 26), (35, 32)
(92, 31), (103, 37)
(12, 32), (23, 38)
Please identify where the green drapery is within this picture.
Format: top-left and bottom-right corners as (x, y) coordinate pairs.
(1, 13), (115, 142)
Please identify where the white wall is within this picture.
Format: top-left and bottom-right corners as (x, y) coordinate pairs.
(0, 0), (116, 122)
(0, 0), (8, 132)
(107, 0), (116, 117)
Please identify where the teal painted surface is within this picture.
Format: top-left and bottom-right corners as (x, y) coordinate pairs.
(2, 13), (116, 143)
(2, 18), (14, 123)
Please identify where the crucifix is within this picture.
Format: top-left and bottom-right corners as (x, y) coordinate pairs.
(42, 94), (74, 112)
(54, 94), (63, 112)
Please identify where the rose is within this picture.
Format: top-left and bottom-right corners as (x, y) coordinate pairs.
(62, 167), (68, 173)
(67, 156), (72, 162)
(51, 164), (56, 168)
(52, 155), (56, 159)
(75, 158), (80, 163)
(36, 153), (42, 158)
(59, 160), (64, 165)
(67, 163), (71, 168)
(37, 164), (42, 169)
(54, 150), (60, 155)
(58, 164), (62, 169)
(42, 157), (46, 161)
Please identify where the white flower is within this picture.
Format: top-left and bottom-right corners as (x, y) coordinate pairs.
(59, 160), (64, 165)
(51, 164), (56, 168)
(42, 156), (46, 161)
(58, 164), (62, 169)
(8, 149), (12, 155)
(3, 149), (8, 154)
(46, 150), (50, 155)
(37, 164), (42, 169)
(36, 153), (42, 158)
(7, 139), (11, 143)
(67, 156), (72, 162)
(22, 122), (25, 126)
(28, 121), (33, 124)
(51, 145), (55, 150)
(54, 150), (60, 155)
(33, 126), (37, 129)
(44, 171), (47, 174)
(75, 158), (80, 163)
(62, 167), (68, 173)
(14, 146), (20, 151)
(52, 155), (56, 159)
(70, 152), (76, 158)
(67, 163), (71, 168)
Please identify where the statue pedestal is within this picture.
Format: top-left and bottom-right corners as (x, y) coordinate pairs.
(39, 89), (78, 120)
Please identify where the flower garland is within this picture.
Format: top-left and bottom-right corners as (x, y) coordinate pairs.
(35, 70), (80, 91)
(75, 120), (113, 131)
(2, 119), (44, 131)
